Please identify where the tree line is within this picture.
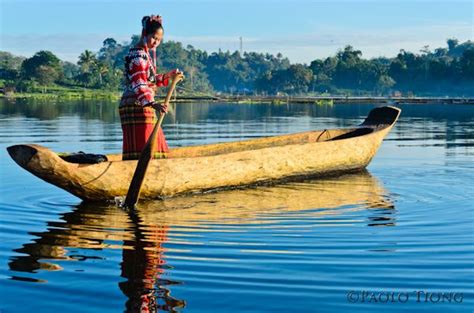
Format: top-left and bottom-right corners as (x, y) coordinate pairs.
(1, 37), (473, 96)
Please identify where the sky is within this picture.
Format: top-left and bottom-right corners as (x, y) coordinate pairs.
(0, 0), (473, 64)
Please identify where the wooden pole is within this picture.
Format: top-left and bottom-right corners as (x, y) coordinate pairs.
(123, 75), (183, 209)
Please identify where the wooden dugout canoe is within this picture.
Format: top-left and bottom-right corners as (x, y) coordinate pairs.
(7, 106), (401, 201)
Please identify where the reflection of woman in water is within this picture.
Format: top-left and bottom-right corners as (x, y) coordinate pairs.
(8, 205), (185, 312)
(119, 210), (185, 313)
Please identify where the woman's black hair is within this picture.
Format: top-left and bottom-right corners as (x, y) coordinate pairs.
(142, 16), (163, 36)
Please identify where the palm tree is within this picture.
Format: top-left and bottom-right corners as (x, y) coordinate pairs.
(78, 50), (97, 73)
(96, 61), (109, 86)
(77, 50), (99, 87)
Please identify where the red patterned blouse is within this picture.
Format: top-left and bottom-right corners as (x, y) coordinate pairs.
(121, 47), (169, 106)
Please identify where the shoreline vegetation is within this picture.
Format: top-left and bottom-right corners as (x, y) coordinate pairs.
(1, 88), (473, 105)
(1, 38), (473, 101)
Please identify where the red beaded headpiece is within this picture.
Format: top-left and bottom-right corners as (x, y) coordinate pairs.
(142, 15), (163, 31)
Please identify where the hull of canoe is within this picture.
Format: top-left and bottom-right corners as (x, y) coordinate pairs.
(7, 106), (400, 201)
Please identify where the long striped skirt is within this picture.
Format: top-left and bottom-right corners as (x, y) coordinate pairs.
(119, 104), (169, 160)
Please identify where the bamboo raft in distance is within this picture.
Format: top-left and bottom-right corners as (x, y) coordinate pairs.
(7, 106), (401, 202)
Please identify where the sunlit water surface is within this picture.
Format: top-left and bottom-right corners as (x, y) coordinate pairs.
(0, 99), (473, 312)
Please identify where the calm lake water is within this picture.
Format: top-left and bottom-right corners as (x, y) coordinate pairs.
(0, 99), (473, 312)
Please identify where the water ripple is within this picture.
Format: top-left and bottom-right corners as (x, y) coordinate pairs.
(1, 101), (473, 312)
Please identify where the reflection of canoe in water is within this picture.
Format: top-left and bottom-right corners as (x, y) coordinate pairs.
(8, 171), (394, 312)
(136, 170), (393, 226)
(7, 106), (400, 201)
(9, 171), (393, 272)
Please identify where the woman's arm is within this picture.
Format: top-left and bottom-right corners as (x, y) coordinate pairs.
(156, 68), (183, 88)
(155, 73), (170, 88)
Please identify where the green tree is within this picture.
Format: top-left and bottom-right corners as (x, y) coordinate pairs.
(99, 38), (121, 65)
(333, 46), (368, 90)
(255, 64), (312, 94)
(0, 51), (25, 81)
(78, 50), (97, 72)
(0, 53), (21, 85)
(460, 48), (474, 80)
(376, 75), (396, 95)
(77, 50), (98, 87)
(20, 50), (62, 86)
(285, 64), (313, 94)
(254, 71), (273, 94)
(447, 38), (459, 52)
(35, 65), (59, 90)
(61, 61), (80, 84)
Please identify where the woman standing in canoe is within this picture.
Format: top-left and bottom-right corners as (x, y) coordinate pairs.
(120, 15), (183, 160)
